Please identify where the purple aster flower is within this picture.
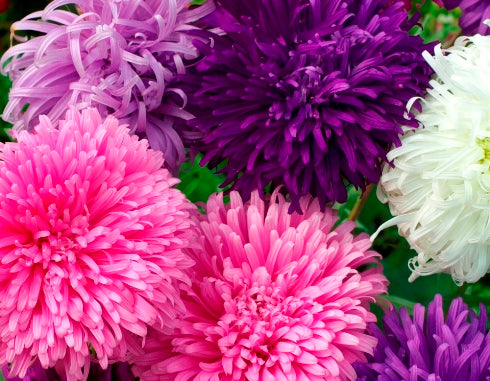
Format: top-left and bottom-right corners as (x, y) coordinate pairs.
(353, 294), (490, 380)
(183, 0), (434, 212)
(0, 0), (214, 171)
(3, 362), (135, 381)
(443, 0), (490, 35)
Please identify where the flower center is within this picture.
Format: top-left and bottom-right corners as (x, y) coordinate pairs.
(477, 137), (490, 165)
(215, 279), (318, 374)
(27, 203), (91, 269)
(278, 65), (323, 121)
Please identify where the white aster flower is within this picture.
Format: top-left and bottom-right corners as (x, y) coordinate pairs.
(375, 22), (490, 284)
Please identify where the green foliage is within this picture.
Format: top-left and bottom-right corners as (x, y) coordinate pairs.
(177, 154), (226, 203)
(412, 0), (461, 43)
(333, 186), (362, 223)
(0, 74), (10, 142)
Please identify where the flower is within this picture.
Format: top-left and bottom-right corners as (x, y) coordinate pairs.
(442, 0), (490, 35)
(0, 0), (215, 171)
(3, 362), (136, 381)
(183, 0), (434, 213)
(376, 27), (490, 284)
(353, 294), (490, 380)
(130, 189), (388, 380)
(0, 108), (196, 380)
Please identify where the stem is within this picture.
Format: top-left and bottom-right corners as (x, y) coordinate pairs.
(348, 183), (374, 222)
(458, 282), (468, 296)
(442, 30), (461, 49)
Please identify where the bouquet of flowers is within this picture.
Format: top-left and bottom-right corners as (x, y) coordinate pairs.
(0, 0), (487, 380)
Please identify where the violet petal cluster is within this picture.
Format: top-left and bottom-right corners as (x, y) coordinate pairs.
(3, 362), (135, 381)
(183, 0), (434, 212)
(354, 294), (490, 380)
(443, 0), (490, 35)
(1, 0), (214, 171)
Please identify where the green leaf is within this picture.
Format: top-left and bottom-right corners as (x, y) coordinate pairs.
(333, 185), (361, 224)
(356, 185), (396, 242)
(384, 295), (417, 315)
(413, 0), (461, 43)
(177, 154), (226, 203)
(381, 247), (460, 304)
(0, 74), (12, 142)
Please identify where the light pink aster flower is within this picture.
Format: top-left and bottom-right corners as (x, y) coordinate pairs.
(130, 190), (388, 381)
(1, 0), (215, 171)
(0, 108), (196, 381)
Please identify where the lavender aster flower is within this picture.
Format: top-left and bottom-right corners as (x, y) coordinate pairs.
(1, 0), (214, 171)
(354, 294), (490, 380)
(443, 0), (490, 35)
(184, 0), (434, 212)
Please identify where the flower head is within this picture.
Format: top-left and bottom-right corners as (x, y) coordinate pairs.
(442, 0), (490, 35)
(376, 28), (490, 284)
(0, 108), (196, 380)
(130, 190), (388, 380)
(184, 0), (434, 212)
(1, 0), (214, 170)
(353, 294), (490, 380)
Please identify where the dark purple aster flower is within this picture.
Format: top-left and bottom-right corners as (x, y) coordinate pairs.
(443, 0), (490, 35)
(354, 294), (490, 380)
(2, 363), (59, 381)
(0, 0), (214, 171)
(183, 0), (434, 212)
(2, 362), (136, 381)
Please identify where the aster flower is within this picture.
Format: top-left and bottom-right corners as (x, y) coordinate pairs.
(354, 294), (490, 380)
(442, 0), (490, 35)
(0, 0), (215, 171)
(3, 362), (135, 381)
(0, 108), (196, 380)
(130, 189), (388, 380)
(183, 0), (434, 213)
(376, 26), (490, 284)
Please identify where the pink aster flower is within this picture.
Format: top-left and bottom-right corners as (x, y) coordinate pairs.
(130, 190), (388, 381)
(0, 108), (196, 380)
(1, 0), (214, 171)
